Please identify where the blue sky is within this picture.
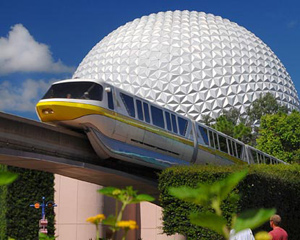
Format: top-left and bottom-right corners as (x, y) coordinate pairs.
(1, 0), (300, 121)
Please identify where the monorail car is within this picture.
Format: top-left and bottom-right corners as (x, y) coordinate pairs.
(36, 79), (285, 170)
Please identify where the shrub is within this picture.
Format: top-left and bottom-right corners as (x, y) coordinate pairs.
(159, 164), (300, 240)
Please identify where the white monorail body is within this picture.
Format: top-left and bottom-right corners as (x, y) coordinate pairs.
(36, 79), (285, 170)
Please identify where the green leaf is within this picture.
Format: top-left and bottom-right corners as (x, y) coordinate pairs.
(0, 172), (18, 185)
(131, 194), (155, 203)
(102, 215), (117, 227)
(169, 185), (211, 206)
(215, 170), (248, 202)
(233, 208), (276, 232)
(190, 212), (227, 236)
(98, 187), (120, 197)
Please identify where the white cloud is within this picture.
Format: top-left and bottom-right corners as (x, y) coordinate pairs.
(0, 24), (74, 75)
(0, 79), (53, 112)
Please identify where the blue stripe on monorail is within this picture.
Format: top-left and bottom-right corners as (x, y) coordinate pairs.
(91, 127), (190, 169)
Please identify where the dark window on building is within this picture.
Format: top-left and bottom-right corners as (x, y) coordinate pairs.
(171, 114), (178, 134)
(151, 106), (165, 128)
(143, 102), (150, 123)
(136, 99), (144, 120)
(198, 126), (209, 145)
(120, 93), (135, 118)
(165, 112), (172, 131)
(107, 91), (114, 110)
(43, 82), (103, 101)
(178, 117), (188, 136)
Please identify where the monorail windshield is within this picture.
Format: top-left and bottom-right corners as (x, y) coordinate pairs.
(42, 82), (103, 101)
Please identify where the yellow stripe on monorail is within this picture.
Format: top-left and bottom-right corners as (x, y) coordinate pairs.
(36, 101), (192, 146)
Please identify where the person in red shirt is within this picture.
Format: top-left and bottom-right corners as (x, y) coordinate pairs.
(269, 214), (288, 240)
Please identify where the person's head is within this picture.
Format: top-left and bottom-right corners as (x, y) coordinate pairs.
(270, 214), (281, 228)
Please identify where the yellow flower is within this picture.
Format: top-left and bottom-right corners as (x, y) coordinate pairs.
(86, 214), (105, 225)
(117, 220), (138, 230)
(255, 231), (272, 240)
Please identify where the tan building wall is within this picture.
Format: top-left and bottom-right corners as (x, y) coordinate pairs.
(54, 175), (184, 240)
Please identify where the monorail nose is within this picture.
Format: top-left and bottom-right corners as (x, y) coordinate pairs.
(36, 101), (63, 122)
(36, 100), (102, 123)
(41, 108), (54, 115)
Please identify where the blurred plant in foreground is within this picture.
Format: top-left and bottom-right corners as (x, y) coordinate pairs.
(38, 232), (57, 240)
(255, 231), (272, 240)
(87, 186), (154, 240)
(169, 170), (275, 239)
(0, 171), (18, 186)
(86, 214), (106, 240)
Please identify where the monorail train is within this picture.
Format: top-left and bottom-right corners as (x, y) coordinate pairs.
(36, 79), (285, 170)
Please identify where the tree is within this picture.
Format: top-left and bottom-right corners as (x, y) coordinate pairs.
(256, 110), (300, 163)
(212, 108), (253, 145)
(200, 114), (214, 126)
(246, 92), (288, 125)
(233, 123), (252, 144)
(213, 115), (235, 136)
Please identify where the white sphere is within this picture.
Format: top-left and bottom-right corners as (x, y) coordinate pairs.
(74, 10), (300, 121)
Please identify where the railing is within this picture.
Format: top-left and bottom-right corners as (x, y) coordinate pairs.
(197, 122), (286, 165)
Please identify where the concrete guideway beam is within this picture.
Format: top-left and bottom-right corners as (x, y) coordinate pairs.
(0, 112), (159, 202)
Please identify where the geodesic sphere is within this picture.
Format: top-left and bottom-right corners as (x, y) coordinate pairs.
(74, 10), (300, 121)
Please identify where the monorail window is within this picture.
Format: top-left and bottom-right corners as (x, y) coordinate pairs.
(198, 126), (209, 145)
(171, 114), (178, 134)
(165, 112), (172, 131)
(236, 143), (243, 159)
(228, 140), (234, 156)
(143, 103), (151, 123)
(209, 131), (219, 149)
(107, 91), (114, 110)
(250, 149), (259, 163)
(178, 117), (188, 136)
(42, 82), (103, 101)
(120, 93), (135, 118)
(219, 135), (228, 153)
(136, 100), (144, 121)
(151, 106), (165, 129)
(214, 132), (219, 150)
(208, 131), (214, 148)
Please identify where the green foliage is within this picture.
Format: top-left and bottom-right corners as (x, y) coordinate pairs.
(159, 164), (300, 240)
(0, 172), (18, 186)
(0, 166), (8, 239)
(233, 123), (252, 144)
(38, 232), (56, 240)
(98, 186), (154, 206)
(213, 116), (235, 136)
(233, 208), (275, 233)
(212, 108), (253, 145)
(246, 92), (288, 125)
(208, 94), (291, 146)
(169, 170), (274, 239)
(6, 167), (55, 240)
(200, 114), (214, 126)
(0, 165), (17, 240)
(256, 110), (300, 163)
